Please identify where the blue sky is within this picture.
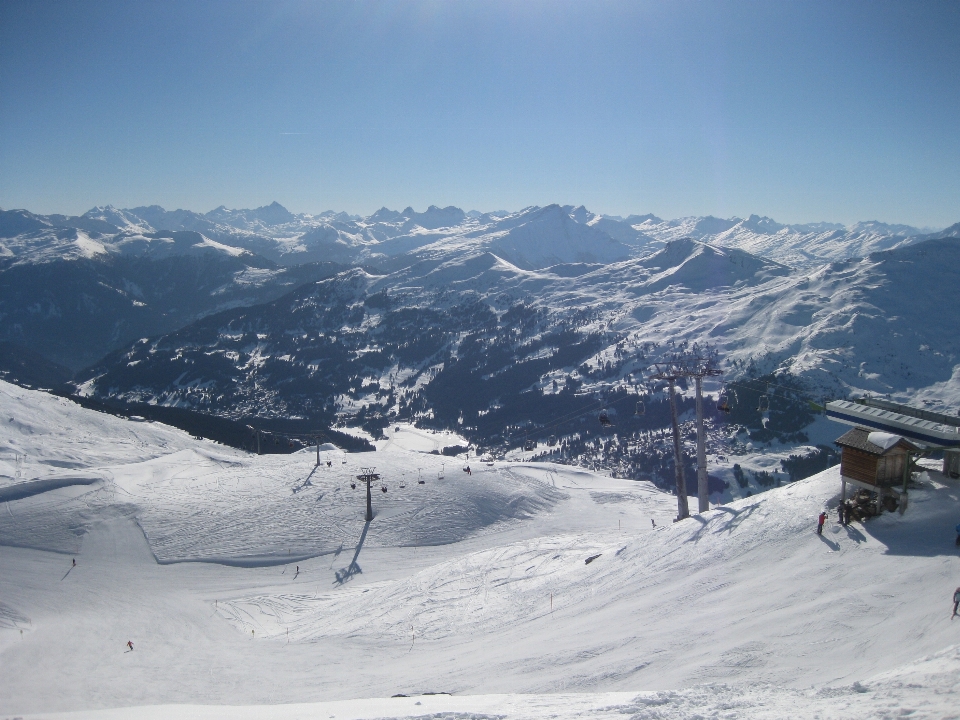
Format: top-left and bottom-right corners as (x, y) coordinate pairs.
(1, 0), (958, 226)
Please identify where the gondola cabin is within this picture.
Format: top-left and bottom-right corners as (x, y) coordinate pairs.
(834, 427), (918, 513)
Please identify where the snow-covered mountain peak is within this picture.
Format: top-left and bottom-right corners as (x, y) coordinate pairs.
(637, 237), (790, 292)
(737, 214), (785, 234)
(483, 204), (632, 270)
(401, 205), (467, 230)
(81, 205), (152, 233)
(0, 208), (53, 238)
(848, 219), (926, 236)
(367, 206), (403, 223)
(694, 215), (740, 234)
(565, 204), (594, 224)
(251, 201), (295, 225)
(625, 213), (663, 226)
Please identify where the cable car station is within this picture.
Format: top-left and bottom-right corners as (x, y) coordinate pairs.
(826, 398), (960, 516)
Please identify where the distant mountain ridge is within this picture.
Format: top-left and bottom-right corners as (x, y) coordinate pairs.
(2, 202), (954, 271)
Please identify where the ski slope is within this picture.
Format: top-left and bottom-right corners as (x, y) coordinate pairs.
(1, 380), (959, 719)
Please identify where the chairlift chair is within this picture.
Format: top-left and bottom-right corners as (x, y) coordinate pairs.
(381, 484), (388, 493)
(599, 411), (613, 428)
(635, 400), (645, 416)
(717, 386), (731, 413)
(350, 481), (356, 489)
(757, 390), (770, 413)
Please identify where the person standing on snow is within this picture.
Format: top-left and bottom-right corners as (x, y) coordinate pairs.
(817, 512), (827, 535)
(955, 522), (960, 547)
(127, 640), (134, 651)
(953, 587), (960, 618)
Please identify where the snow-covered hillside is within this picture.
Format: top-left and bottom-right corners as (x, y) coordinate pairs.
(627, 214), (943, 268)
(77, 234), (960, 445)
(2, 380), (959, 719)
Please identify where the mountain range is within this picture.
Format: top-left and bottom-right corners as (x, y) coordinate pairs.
(3, 201), (954, 271)
(1, 200), (958, 491)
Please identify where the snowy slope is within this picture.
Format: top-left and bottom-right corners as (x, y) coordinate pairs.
(2, 380), (960, 719)
(623, 213), (951, 268)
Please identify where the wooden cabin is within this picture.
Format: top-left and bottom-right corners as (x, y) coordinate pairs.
(834, 427), (919, 514)
(945, 449), (960, 479)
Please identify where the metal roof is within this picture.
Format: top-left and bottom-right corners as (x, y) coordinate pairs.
(826, 400), (960, 448)
(861, 397), (960, 429)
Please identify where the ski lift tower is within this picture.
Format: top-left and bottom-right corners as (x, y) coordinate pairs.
(356, 467), (381, 522)
(648, 345), (721, 520)
(690, 348), (722, 514)
(648, 360), (691, 522)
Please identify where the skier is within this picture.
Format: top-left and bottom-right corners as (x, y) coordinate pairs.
(127, 640), (134, 651)
(72, 558), (76, 567)
(837, 504), (845, 526)
(955, 522), (960, 547)
(651, 519), (656, 528)
(954, 587), (960, 618)
(817, 512), (827, 535)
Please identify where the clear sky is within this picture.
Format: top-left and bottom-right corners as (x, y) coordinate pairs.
(1, 0), (958, 227)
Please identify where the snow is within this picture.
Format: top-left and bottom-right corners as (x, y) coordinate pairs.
(73, 232), (108, 258)
(375, 423), (469, 454)
(2, 379), (960, 719)
(867, 431), (903, 451)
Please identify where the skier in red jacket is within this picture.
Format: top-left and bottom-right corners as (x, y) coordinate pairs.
(817, 512), (827, 535)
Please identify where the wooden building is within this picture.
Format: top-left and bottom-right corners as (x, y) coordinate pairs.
(835, 427), (918, 513)
(827, 399), (960, 478)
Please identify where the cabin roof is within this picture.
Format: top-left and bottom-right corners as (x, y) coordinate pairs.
(835, 427), (917, 455)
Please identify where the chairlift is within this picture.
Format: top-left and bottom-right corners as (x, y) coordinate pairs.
(350, 481), (356, 489)
(399, 478), (406, 489)
(599, 410), (613, 428)
(757, 389), (770, 413)
(418, 479), (426, 484)
(717, 385), (732, 413)
(523, 440), (536, 452)
(547, 435), (557, 447)
(381, 484), (388, 493)
(635, 400), (646, 416)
